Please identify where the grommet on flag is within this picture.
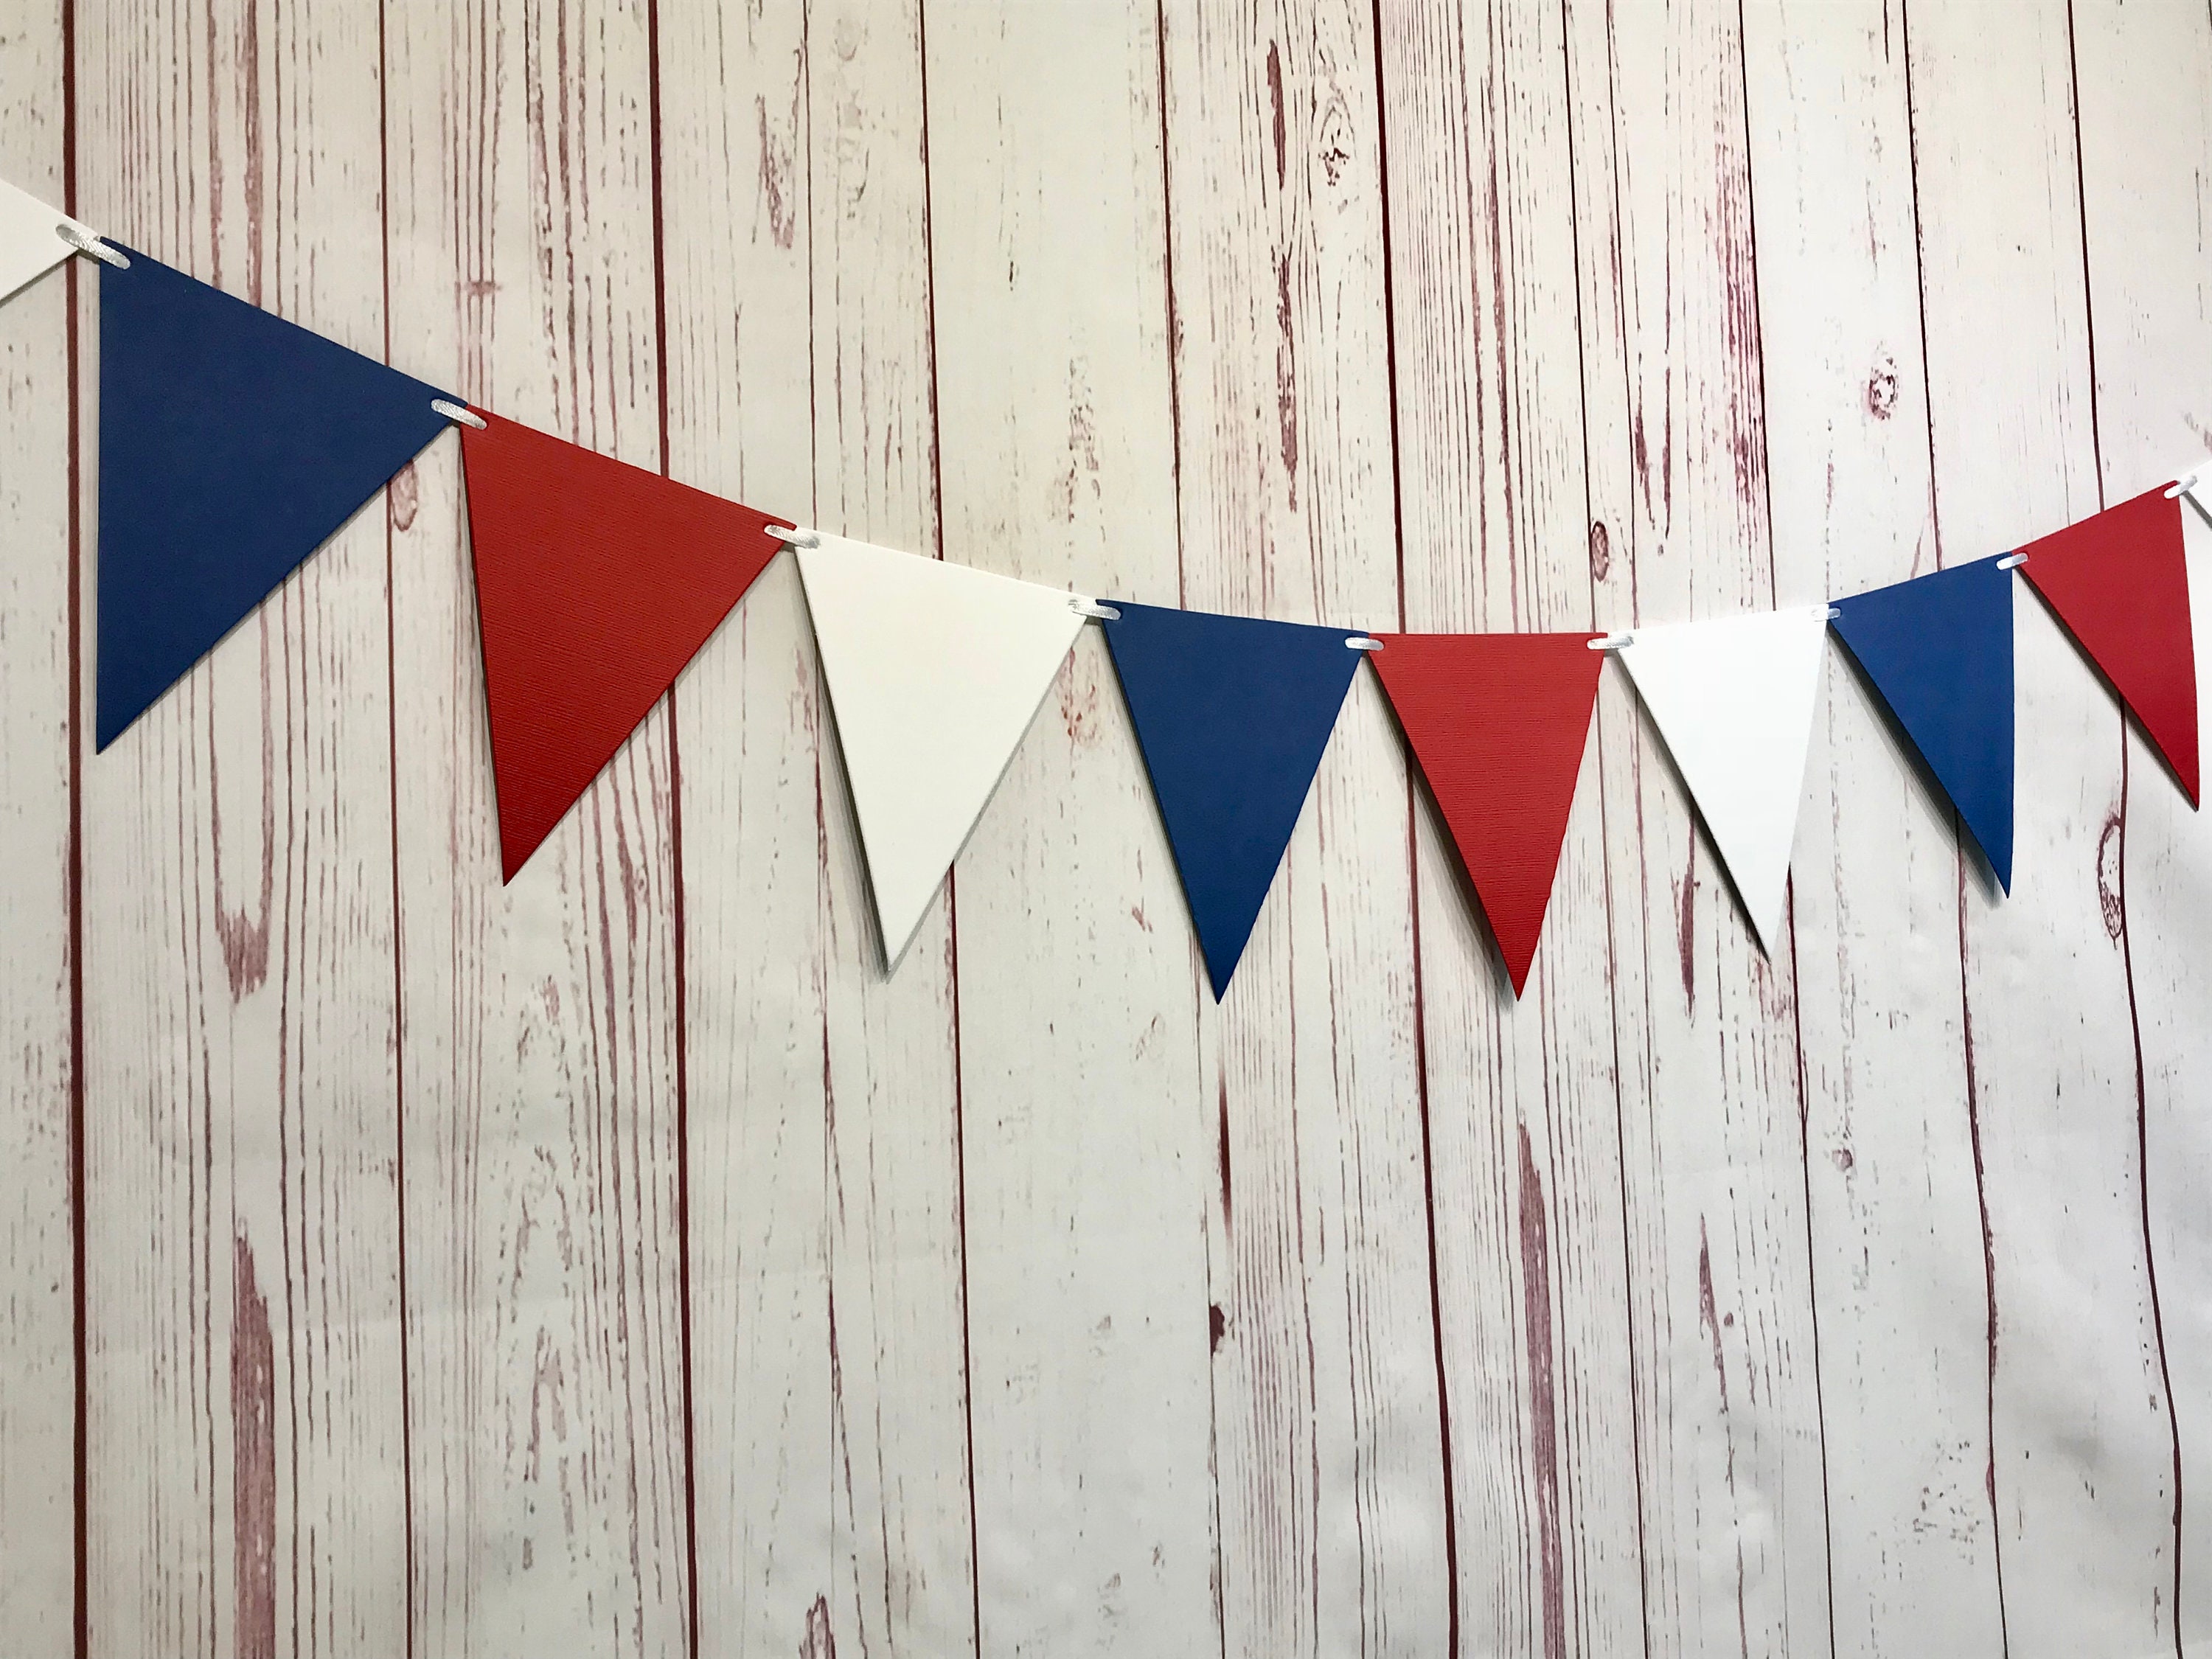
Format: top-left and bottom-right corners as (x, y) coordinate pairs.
(0, 178), (118, 302)
(432, 398), (486, 429)
(55, 220), (128, 268)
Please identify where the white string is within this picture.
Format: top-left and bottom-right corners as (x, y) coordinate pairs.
(2168, 468), (2205, 502)
(1588, 632), (1634, 652)
(54, 222), (128, 268)
(431, 399), (486, 429)
(1346, 636), (1383, 652)
(1997, 552), (2028, 570)
(1071, 597), (1121, 620)
(767, 524), (821, 549)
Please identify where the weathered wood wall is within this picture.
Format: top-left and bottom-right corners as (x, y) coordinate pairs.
(3, 1), (2210, 1655)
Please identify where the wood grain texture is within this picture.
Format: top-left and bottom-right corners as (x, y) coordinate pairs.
(11, 4), (2212, 1654)
(1376, 3), (1644, 1654)
(801, 4), (976, 1652)
(1565, 0), (1832, 1650)
(1909, 1), (2180, 1650)
(2070, 0), (2212, 1648)
(653, 4), (835, 1657)
(0, 4), (76, 1652)
(1739, 1), (2006, 1651)
(921, 4), (1220, 1655)
(74, 3), (409, 1655)
(1158, 2), (1451, 1652)
(383, 3), (689, 1652)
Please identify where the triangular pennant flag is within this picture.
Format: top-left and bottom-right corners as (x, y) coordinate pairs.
(97, 245), (455, 748)
(1617, 607), (1829, 951)
(1371, 632), (1604, 996)
(798, 536), (1085, 964)
(0, 177), (94, 305)
(461, 412), (788, 879)
(2017, 483), (2199, 804)
(1829, 556), (2016, 890)
(1100, 601), (1365, 1000)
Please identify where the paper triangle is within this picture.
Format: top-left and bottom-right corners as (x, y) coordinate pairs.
(798, 537), (1085, 964)
(1618, 608), (1829, 951)
(1101, 602), (1365, 999)
(2017, 484), (2199, 805)
(0, 176), (94, 305)
(1830, 556), (2017, 890)
(96, 245), (455, 748)
(1371, 632), (1604, 995)
(460, 412), (788, 879)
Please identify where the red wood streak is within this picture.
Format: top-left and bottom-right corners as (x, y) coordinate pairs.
(1517, 1126), (1566, 1659)
(232, 1235), (276, 1659)
(61, 0), (87, 1646)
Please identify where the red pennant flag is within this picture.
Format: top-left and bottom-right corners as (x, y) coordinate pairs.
(2017, 483), (2199, 805)
(461, 412), (787, 878)
(1372, 632), (1604, 996)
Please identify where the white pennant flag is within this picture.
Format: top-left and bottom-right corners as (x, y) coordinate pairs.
(799, 533), (1086, 965)
(1618, 606), (1829, 951)
(0, 177), (97, 306)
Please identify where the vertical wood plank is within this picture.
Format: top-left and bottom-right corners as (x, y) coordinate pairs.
(652, 4), (835, 1658)
(2070, 0), (2212, 1645)
(1158, 2), (1451, 1652)
(800, 2), (978, 1652)
(75, 3), (410, 1654)
(1909, 1), (2179, 1649)
(1736, 1), (2007, 1651)
(919, 1), (1220, 1653)
(383, 4), (691, 1651)
(1375, 2), (1646, 1653)
(0, 4), (77, 1650)
(1562, 0), (1834, 1650)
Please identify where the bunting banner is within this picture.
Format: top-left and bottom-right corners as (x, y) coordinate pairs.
(97, 245), (455, 748)
(2017, 483), (2200, 805)
(460, 411), (787, 879)
(1101, 602), (1366, 998)
(1617, 608), (1830, 951)
(797, 535), (1086, 964)
(1371, 632), (1604, 995)
(0, 176), (91, 304)
(1831, 555), (2017, 888)
(1, 178), (2206, 998)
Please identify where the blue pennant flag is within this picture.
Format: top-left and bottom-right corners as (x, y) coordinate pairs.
(97, 245), (456, 748)
(1101, 600), (1366, 998)
(1829, 554), (2017, 890)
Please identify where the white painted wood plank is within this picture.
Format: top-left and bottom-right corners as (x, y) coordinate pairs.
(74, 3), (410, 1654)
(382, 5), (690, 1651)
(651, 4), (835, 1655)
(0, 5), (77, 1652)
(2069, 0), (2212, 1645)
(1736, 2), (2007, 1650)
(1376, 2), (1646, 1651)
(1158, 4), (1450, 1653)
(919, 2), (1220, 1654)
(803, 5), (976, 1652)
(1562, 0), (1834, 1650)
(1910, 2), (2180, 1650)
